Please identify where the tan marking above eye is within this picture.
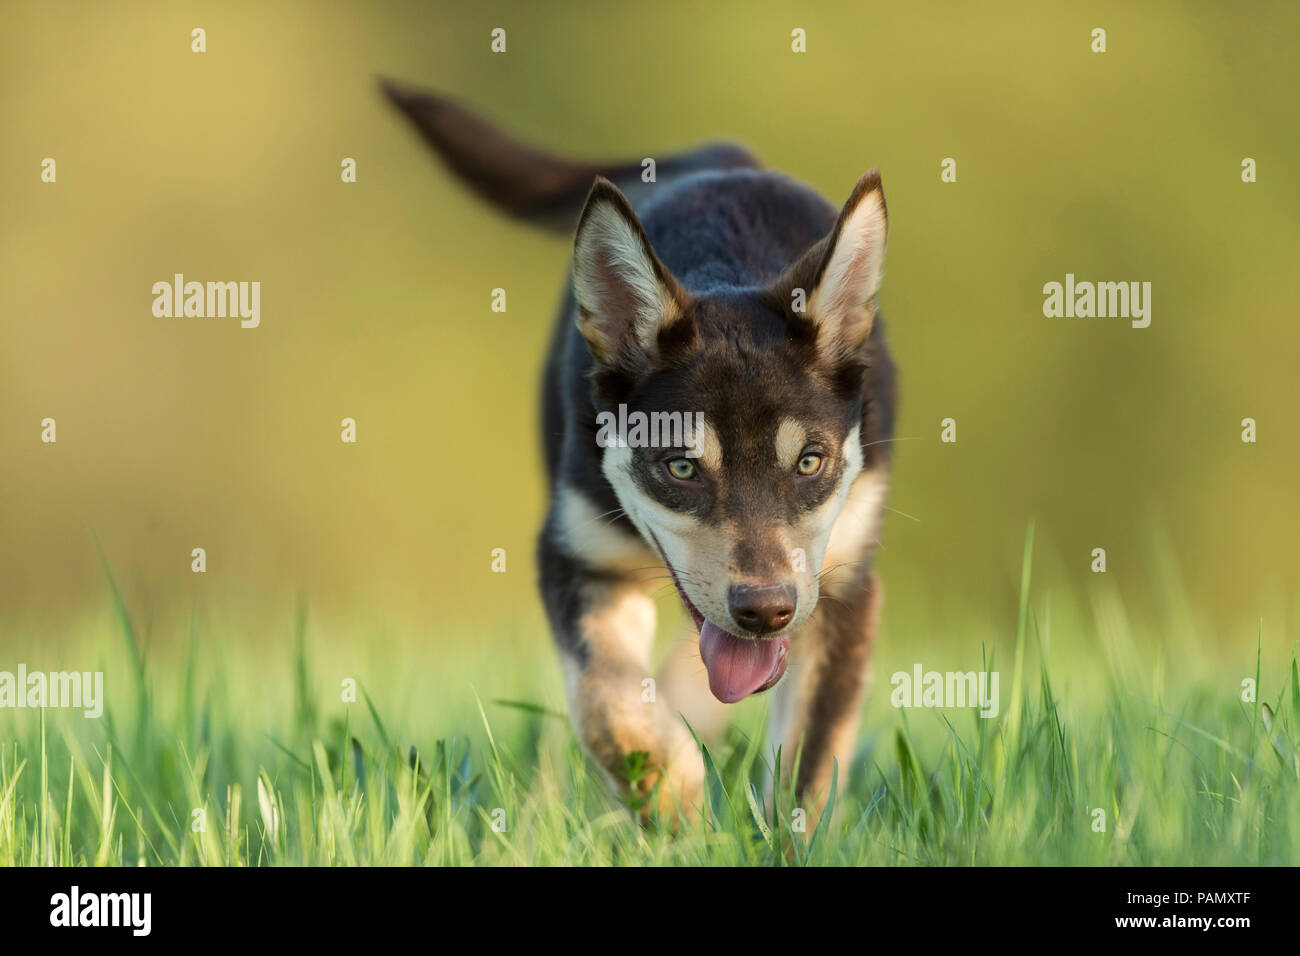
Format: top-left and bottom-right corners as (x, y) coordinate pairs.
(690, 418), (722, 472)
(775, 418), (808, 469)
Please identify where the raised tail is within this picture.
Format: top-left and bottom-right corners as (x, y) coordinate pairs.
(380, 78), (760, 234)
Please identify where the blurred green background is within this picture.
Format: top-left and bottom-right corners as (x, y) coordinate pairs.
(2, 0), (1297, 657)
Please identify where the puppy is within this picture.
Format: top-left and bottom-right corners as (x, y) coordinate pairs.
(384, 81), (896, 820)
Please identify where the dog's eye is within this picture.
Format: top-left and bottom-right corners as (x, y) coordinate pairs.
(666, 458), (697, 481)
(796, 453), (825, 476)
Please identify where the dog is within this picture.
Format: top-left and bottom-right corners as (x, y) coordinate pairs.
(383, 80), (896, 821)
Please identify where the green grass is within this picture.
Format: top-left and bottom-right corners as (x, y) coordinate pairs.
(1, 532), (1298, 866)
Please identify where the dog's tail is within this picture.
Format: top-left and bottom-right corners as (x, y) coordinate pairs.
(380, 78), (760, 234)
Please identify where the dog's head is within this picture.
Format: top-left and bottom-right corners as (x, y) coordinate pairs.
(574, 172), (888, 703)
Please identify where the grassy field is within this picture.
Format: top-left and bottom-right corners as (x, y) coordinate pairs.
(1, 533), (1297, 866)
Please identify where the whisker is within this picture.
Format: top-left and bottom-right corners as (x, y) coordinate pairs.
(860, 436), (921, 450)
(815, 592), (851, 612)
(571, 506), (627, 529)
(817, 560), (864, 581)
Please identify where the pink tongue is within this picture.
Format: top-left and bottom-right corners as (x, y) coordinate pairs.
(698, 621), (788, 703)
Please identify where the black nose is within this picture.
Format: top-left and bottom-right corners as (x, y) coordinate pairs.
(727, 582), (797, 635)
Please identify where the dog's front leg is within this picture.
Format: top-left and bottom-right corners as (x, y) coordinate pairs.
(539, 541), (705, 821)
(769, 571), (881, 819)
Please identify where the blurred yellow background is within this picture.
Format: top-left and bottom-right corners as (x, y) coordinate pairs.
(2, 0), (1298, 651)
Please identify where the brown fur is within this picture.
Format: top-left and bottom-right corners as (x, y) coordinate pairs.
(772, 572), (881, 816)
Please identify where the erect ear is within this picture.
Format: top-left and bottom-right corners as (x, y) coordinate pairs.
(572, 177), (694, 371)
(776, 170), (888, 362)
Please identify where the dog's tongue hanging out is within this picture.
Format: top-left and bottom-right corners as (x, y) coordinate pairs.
(655, 540), (791, 703)
(698, 621), (790, 703)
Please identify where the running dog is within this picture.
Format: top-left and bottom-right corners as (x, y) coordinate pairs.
(383, 80), (896, 820)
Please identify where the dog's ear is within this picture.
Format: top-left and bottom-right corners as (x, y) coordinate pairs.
(572, 178), (694, 373)
(776, 170), (888, 363)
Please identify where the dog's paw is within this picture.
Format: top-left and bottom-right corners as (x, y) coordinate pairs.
(617, 722), (706, 826)
(573, 679), (705, 824)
